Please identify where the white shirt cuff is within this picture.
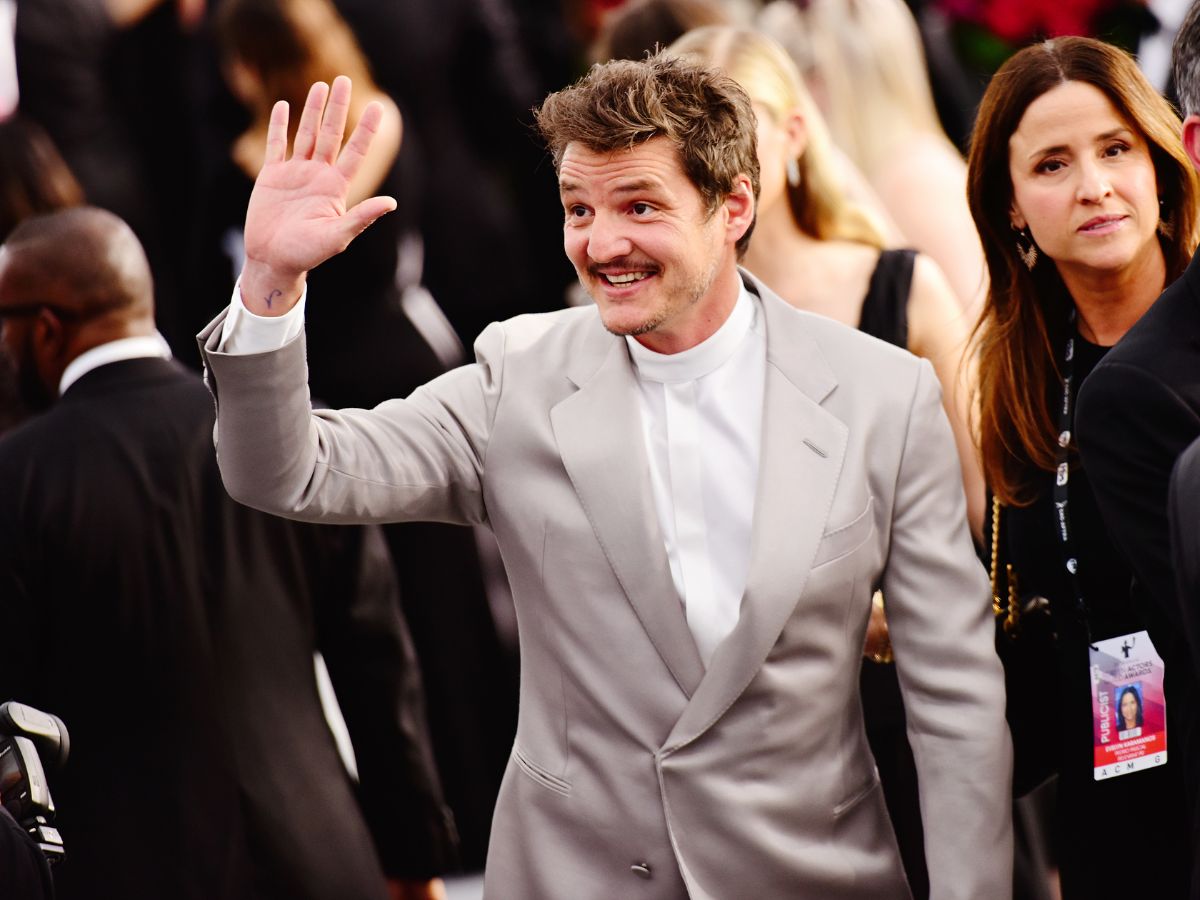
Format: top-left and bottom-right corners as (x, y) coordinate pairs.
(218, 277), (307, 354)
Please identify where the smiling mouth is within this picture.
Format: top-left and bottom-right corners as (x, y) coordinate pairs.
(604, 272), (650, 285)
(585, 259), (662, 286)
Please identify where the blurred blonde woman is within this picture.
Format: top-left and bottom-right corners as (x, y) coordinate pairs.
(670, 25), (983, 541)
(759, 0), (987, 314)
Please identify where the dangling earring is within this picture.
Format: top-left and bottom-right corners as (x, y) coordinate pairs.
(786, 157), (800, 188)
(1013, 225), (1038, 270)
(1158, 198), (1175, 240)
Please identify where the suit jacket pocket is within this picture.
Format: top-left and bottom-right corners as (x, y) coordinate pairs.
(833, 771), (882, 819)
(513, 744), (572, 796)
(812, 497), (875, 569)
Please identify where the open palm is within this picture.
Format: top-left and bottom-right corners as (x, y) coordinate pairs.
(241, 76), (396, 314)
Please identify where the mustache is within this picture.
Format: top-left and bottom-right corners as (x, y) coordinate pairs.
(587, 259), (660, 276)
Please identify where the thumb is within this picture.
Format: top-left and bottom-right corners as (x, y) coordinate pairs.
(340, 194), (398, 244)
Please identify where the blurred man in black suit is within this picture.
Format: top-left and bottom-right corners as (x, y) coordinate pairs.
(1077, 1), (1200, 678)
(1076, 3), (1200, 893)
(0, 206), (456, 900)
(1171, 437), (1200, 634)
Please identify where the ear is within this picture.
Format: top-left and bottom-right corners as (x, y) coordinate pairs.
(29, 308), (69, 391)
(1183, 115), (1200, 173)
(724, 174), (756, 246)
(783, 108), (808, 160)
(1009, 202), (1027, 232)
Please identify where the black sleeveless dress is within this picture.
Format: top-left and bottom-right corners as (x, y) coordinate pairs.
(857, 248), (915, 351)
(854, 249), (930, 899)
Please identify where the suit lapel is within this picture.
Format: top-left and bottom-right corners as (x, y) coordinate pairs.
(666, 281), (847, 750)
(551, 322), (706, 698)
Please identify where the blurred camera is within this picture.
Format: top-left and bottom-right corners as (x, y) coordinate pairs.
(0, 701), (69, 864)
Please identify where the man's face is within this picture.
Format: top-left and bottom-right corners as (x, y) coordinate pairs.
(558, 136), (745, 353)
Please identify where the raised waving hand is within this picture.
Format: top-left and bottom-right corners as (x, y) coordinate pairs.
(240, 76), (397, 316)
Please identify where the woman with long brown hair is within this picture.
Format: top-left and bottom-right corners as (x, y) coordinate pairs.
(969, 36), (1199, 898)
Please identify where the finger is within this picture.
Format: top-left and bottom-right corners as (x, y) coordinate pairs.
(264, 100), (290, 166)
(340, 195), (398, 244)
(336, 99), (383, 183)
(292, 81), (330, 160)
(314, 75), (352, 164)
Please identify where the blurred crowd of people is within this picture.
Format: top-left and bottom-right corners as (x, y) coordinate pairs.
(4, 0), (1200, 898)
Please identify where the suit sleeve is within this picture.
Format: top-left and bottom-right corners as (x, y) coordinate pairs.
(315, 523), (459, 878)
(1077, 363), (1200, 653)
(881, 361), (1013, 900)
(1170, 439), (1200, 634)
(197, 309), (505, 526)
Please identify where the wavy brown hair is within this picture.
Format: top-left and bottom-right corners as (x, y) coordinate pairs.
(534, 50), (761, 258)
(967, 37), (1200, 506)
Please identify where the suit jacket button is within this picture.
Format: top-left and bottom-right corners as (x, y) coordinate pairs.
(631, 863), (652, 879)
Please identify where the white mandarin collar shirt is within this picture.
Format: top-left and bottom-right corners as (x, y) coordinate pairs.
(626, 284), (766, 667)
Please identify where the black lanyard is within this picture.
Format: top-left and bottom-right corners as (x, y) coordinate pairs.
(1053, 308), (1093, 644)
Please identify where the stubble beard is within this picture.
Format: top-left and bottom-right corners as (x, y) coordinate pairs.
(591, 254), (722, 339)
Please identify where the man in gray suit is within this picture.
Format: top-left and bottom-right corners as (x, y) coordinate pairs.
(200, 55), (1012, 899)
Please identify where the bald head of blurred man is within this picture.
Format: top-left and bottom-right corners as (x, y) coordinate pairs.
(0, 206), (156, 416)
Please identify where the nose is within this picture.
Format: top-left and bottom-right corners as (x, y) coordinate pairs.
(586, 211), (634, 263)
(1075, 158), (1113, 204)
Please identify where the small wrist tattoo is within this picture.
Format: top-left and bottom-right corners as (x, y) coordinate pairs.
(264, 289), (283, 310)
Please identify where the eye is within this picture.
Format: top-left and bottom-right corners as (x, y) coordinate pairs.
(630, 202), (654, 216)
(1035, 158), (1065, 175)
(565, 204), (590, 221)
(1103, 142), (1130, 158)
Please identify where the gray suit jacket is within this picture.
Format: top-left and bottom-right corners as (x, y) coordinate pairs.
(199, 272), (1012, 899)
